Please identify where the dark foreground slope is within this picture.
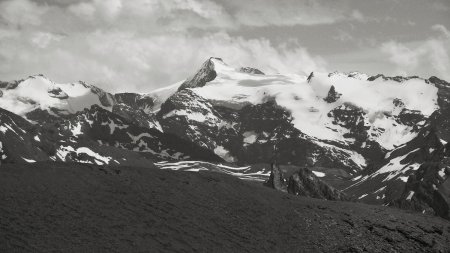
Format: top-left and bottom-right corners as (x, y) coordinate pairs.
(1, 163), (450, 252)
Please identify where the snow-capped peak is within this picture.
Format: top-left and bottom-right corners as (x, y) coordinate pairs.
(182, 58), (439, 150)
(0, 75), (112, 118)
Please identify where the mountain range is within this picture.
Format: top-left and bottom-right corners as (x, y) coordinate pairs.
(1, 57), (449, 220)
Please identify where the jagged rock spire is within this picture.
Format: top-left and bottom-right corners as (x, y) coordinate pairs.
(178, 57), (220, 91)
(307, 72), (314, 83)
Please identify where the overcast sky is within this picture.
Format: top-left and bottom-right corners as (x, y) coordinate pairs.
(0, 0), (449, 92)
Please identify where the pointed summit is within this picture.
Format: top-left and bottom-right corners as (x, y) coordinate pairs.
(178, 57), (221, 91)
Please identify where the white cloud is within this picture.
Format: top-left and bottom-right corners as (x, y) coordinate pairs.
(381, 41), (420, 71)
(0, 29), (327, 92)
(31, 32), (63, 48)
(94, 0), (123, 20)
(432, 24), (450, 39)
(333, 30), (354, 42)
(2, 0), (446, 94)
(0, 0), (332, 92)
(380, 25), (450, 80)
(0, 0), (48, 26)
(226, 0), (362, 27)
(68, 2), (96, 20)
(350, 10), (366, 23)
(61, 0), (364, 32)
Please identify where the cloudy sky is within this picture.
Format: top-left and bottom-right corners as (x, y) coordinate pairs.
(0, 0), (449, 92)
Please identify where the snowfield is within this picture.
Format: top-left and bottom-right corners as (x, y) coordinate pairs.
(192, 58), (439, 150)
(0, 75), (110, 118)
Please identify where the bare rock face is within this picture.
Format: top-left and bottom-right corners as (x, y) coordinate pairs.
(239, 67), (265, 75)
(0, 107), (54, 163)
(307, 72), (314, 83)
(264, 163), (287, 192)
(0, 79), (22, 89)
(178, 58), (219, 91)
(0, 141), (5, 165)
(265, 165), (348, 201)
(114, 93), (155, 112)
(287, 168), (348, 201)
(323, 85), (342, 103)
(80, 81), (116, 107)
(428, 76), (450, 113)
(367, 74), (420, 82)
(47, 87), (69, 99)
(389, 142), (450, 220)
(112, 103), (160, 130)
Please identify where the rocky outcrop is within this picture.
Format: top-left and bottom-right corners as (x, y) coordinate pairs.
(327, 103), (368, 142)
(323, 85), (342, 103)
(388, 133), (450, 220)
(178, 58), (219, 91)
(367, 74), (420, 82)
(390, 160), (450, 219)
(307, 72), (314, 83)
(239, 67), (265, 75)
(25, 108), (62, 124)
(47, 87), (69, 99)
(287, 168), (348, 201)
(0, 107), (54, 163)
(112, 103), (160, 130)
(0, 79), (22, 90)
(264, 163), (287, 192)
(397, 108), (426, 129)
(428, 76), (450, 113)
(114, 93), (154, 112)
(80, 81), (116, 107)
(265, 165), (347, 201)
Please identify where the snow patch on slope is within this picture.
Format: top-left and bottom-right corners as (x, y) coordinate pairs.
(214, 146), (236, 163)
(56, 146), (112, 165)
(155, 160), (269, 181)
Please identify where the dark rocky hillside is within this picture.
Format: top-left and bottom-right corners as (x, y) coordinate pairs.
(1, 162), (449, 252)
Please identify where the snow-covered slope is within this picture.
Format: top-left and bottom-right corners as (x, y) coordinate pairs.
(190, 58), (437, 150)
(155, 58), (442, 174)
(0, 75), (113, 120)
(145, 81), (181, 112)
